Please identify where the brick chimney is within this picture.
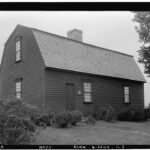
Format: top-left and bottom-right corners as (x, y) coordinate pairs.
(67, 29), (82, 42)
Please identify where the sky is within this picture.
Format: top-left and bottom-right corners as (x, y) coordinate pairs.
(0, 11), (150, 107)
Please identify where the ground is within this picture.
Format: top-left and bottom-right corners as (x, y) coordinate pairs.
(34, 120), (150, 145)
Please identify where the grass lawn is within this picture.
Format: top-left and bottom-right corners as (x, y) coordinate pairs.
(34, 120), (150, 145)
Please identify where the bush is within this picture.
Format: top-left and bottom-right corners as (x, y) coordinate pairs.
(32, 109), (55, 126)
(92, 109), (105, 120)
(51, 111), (72, 128)
(36, 115), (50, 126)
(117, 107), (146, 122)
(23, 118), (36, 132)
(2, 117), (35, 145)
(101, 107), (108, 120)
(104, 106), (117, 122)
(92, 106), (116, 122)
(36, 111), (55, 126)
(70, 110), (83, 125)
(2, 127), (33, 145)
(0, 115), (35, 145)
(25, 105), (40, 123)
(91, 110), (99, 120)
(145, 108), (150, 119)
(117, 110), (129, 121)
(85, 115), (96, 124)
(51, 110), (82, 127)
(0, 98), (37, 145)
(38, 122), (47, 128)
(133, 108), (146, 122)
(92, 107), (108, 120)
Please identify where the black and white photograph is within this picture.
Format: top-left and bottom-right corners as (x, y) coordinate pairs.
(0, 9), (150, 147)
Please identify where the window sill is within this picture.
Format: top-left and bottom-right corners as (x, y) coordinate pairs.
(15, 60), (22, 63)
(83, 102), (93, 104)
(124, 102), (130, 104)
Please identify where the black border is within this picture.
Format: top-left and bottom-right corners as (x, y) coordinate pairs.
(1, 144), (150, 149)
(0, 2), (149, 149)
(0, 2), (150, 11)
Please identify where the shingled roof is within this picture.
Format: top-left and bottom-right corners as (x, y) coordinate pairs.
(15, 25), (146, 82)
(31, 27), (147, 83)
(31, 28), (146, 83)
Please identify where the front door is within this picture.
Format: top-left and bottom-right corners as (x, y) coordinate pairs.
(65, 83), (75, 110)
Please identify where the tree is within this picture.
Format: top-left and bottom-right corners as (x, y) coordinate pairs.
(133, 11), (150, 77)
(149, 102), (150, 108)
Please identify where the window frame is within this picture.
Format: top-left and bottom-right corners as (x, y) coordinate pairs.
(83, 82), (92, 103)
(15, 79), (22, 99)
(123, 86), (130, 104)
(15, 39), (22, 63)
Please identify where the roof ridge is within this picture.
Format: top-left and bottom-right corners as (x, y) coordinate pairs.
(31, 26), (133, 58)
(4, 24), (133, 57)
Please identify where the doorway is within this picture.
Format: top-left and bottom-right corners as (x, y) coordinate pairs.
(65, 83), (75, 110)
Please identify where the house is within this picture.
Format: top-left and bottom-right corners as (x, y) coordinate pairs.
(0, 25), (146, 114)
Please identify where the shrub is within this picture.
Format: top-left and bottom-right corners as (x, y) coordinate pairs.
(84, 111), (92, 117)
(117, 110), (129, 121)
(145, 108), (150, 119)
(3, 119), (35, 144)
(99, 107), (108, 120)
(36, 112), (55, 126)
(2, 127), (33, 145)
(32, 109), (55, 126)
(23, 118), (36, 132)
(36, 115), (50, 126)
(92, 109), (105, 120)
(92, 106), (116, 122)
(38, 122), (47, 129)
(47, 109), (55, 119)
(51, 111), (72, 128)
(92, 107), (107, 121)
(0, 98), (40, 119)
(45, 110), (55, 125)
(0, 115), (35, 145)
(117, 107), (146, 122)
(70, 110), (83, 125)
(25, 105), (40, 123)
(0, 98), (37, 145)
(85, 115), (96, 124)
(132, 108), (146, 122)
(91, 110), (99, 120)
(104, 106), (117, 122)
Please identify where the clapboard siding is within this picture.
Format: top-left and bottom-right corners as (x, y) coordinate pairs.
(0, 26), (45, 108)
(0, 25), (145, 114)
(45, 68), (144, 114)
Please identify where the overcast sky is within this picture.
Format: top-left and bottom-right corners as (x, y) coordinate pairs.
(0, 11), (150, 107)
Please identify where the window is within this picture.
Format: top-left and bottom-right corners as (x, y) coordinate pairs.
(16, 40), (21, 62)
(84, 82), (92, 103)
(124, 86), (129, 103)
(15, 80), (22, 98)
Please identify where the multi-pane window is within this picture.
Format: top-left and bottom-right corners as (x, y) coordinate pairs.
(124, 86), (129, 103)
(15, 80), (22, 98)
(16, 40), (21, 62)
(84, 82), (92, 103)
